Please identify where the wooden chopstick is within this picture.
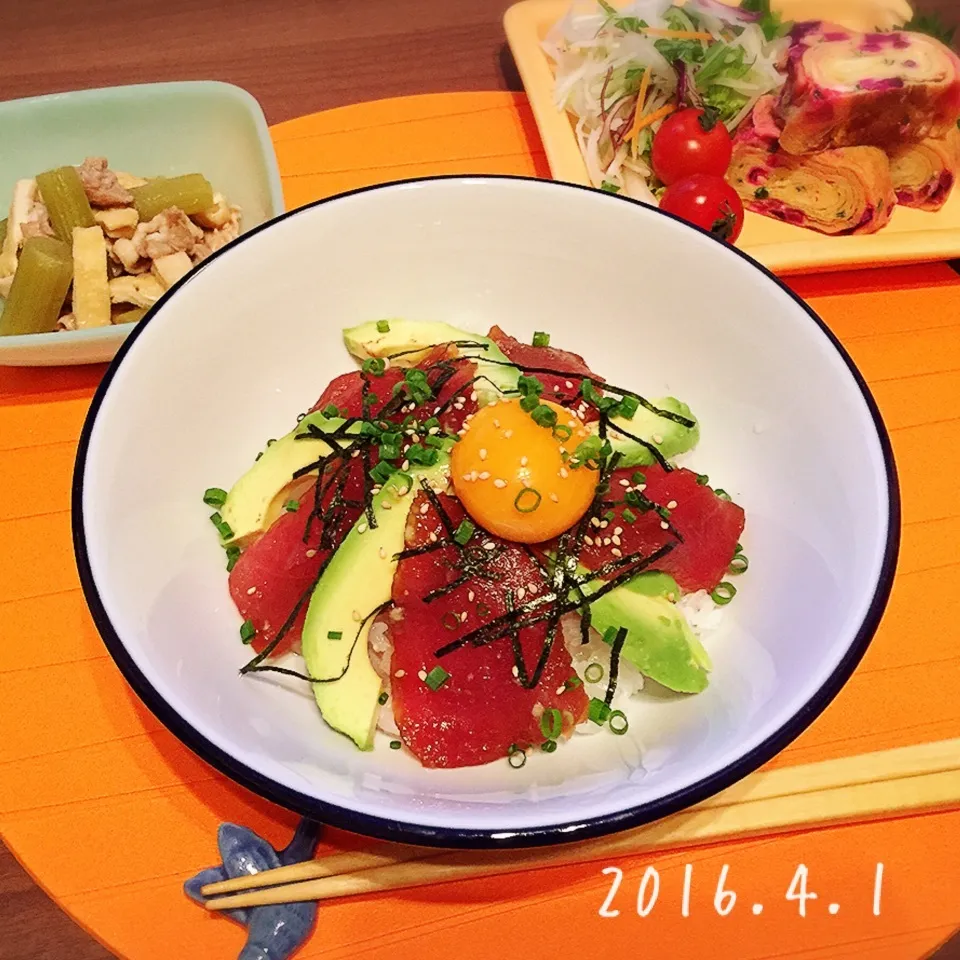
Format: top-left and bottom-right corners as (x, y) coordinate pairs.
(203, 738), (960, 911)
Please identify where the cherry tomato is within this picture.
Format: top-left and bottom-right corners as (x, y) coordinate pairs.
(651, 108), (733, 185)
(659, 174), (745, 243)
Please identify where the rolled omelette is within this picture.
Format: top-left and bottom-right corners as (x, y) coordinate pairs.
(778, 22), (960, 154)
(729, 98), (896, 236)
(887, 126), (960, 211)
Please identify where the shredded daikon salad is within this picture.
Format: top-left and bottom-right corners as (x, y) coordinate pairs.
(543, 0), (790, 202)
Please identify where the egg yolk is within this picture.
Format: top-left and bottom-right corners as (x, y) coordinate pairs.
(450, 399), (597, 543)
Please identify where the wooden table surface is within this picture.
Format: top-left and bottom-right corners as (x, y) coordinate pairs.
(1, 1), (958, 957)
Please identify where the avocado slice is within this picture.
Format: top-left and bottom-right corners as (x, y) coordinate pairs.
(301, 457), (450, 749)
(582, 571), (711, 694)
(342, 319), (519, 404)
(590, 396), (700, 469)
(219, 412), (360, 546)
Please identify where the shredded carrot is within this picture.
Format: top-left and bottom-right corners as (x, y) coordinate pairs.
(625, 69), (652, 144)
(642, 28), (713, 40)
(632, 103), (677, 136)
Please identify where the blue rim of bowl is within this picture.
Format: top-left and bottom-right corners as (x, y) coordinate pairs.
(72, 175), (901, 850)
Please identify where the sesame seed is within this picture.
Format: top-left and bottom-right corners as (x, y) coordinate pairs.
(614, 526), (623, 536)
(585, 535), (594, 546)
(612, 535), (621, 546)
(470, 391), (478, 402)
(660, 520), (670, 530)
(565, 380), (573, 389)
(458, 429), (467, 437)
(653, 433), (663, 444)
(352, 610), (363, 622)
(382, 501), (393, 510)
(559, 467), (569, 478)
(462, 473), (473, 482)
(667, 500), (678, 510)
(379, 546), (387, 559)
(418, 670), (428, 681)
(483, 541), (496, 550)
(468, 590), (475, 602)
(405, 428), (416, 436)
(401, 460), (410, 471)
(517, 588), (526, 601)
(429, 426), (440, 435)
(611, 547), (623, 557)
(556, 685), (565, 695)
(371, 486), (381, 494)
(394, 669), (406, 678)
(351, 449), (360, 458)
(599, 520), (609, 529)
(420, 502), (429, 515)
(493, 419), (500, 428)
(667, 592), (676, 602)
(504, 429), (513, 439)
(479, 449), (487, 460)
(305, 549), (317, 558)
(553, 385), (560, 392)
(494, 478), (508, 488)
(461, 611), (468, 621)
(619, 479), (630, 487)
(591, 517), (601, 528)
(478, 471), (490, 480)
(559, 446), (567, 454)
(528, 583), (538, 594)
(470, 471), (478, 482)
(520, 456), (528, 466)
(411, 434), (420, 444)
(429, 532), (438, 542)
(246, 586), (257, 596)
(488, 399), (498, 406)
(637, 483), (647, 492)
(550, 492), (559, 503)
(357, 522), (368, 534)
(603, 537), (611, 546)
(512, 665), (519, 678)
(567, 419), (577, 428)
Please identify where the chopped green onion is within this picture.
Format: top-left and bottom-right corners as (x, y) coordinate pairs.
(507, 745), (527, 768)
(266, 439), (276, 447)
(541, 739), (558, 753)
(600, 180), (621, 194)
(588, 697), (611, 725)
(378, 691), (389, 705)
(617, 395), (639, 420)
(327, 630), (343, 640)
(514, 488), (542, 513)
(284, 499), (300, 513)
(442, 611), (460, 631)
(728, 553), (749, 574)
(203, 487), (228, 507)
(406, 444), (439, 466)
(532, 331), (550, 347)
(584, 662), (605, 684)
(530, 405), (557, 428)
(423, 417), (440, 430)
(735, 542), (743, 554)
(476, 601), (491, 618)
(370, 461), (397, 484)
(390, 739), (402, 750)
(362, 357), (386, 377)
(425, 435), (447, 449)
(517, 374), (544, 397)
(424, 665), (451, 691)
(225, 545), (241, 572)
(714, 488), (731, 500)
(711, 581), (737, 605)
(656, 505), (671, 520)
(210, 512), (234, 541)
(696, 473), (709, 486)
(601, 625), (618, 644)
(622, 508), (637, 524)
(603, 509), (615, 522)
(564, 675), (583, 691)
(322, 403), (340, 418)
(631, 471), (646, 485)
(239, 619), (256, 644)
(539, 707), (562, 740)
(519, 393), (540, 412)
(552, 423), (573, 442)
(608, 710), (629, 735)
(377, 319), (391, 333)
(453, 519), (475, 546)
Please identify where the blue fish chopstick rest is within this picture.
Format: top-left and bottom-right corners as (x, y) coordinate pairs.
(185, 818), (321, 960)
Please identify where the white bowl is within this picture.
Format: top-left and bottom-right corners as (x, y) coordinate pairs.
(73, 176), (899, 848)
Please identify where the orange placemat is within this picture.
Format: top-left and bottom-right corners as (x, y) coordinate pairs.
(1, 92), (959, 960)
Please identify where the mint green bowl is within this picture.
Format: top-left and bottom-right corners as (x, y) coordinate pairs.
(0, 81), (285, 366)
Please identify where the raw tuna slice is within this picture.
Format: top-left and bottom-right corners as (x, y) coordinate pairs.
(578, 465), (745, 593)
(489, 325), (602, 421)
(388, 492), (588, 768)
(229, 459), (366, 656)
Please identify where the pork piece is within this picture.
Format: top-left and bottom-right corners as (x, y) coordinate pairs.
(778, 22), (960, 154)
(76, 157), (134, 208)
(131, 207), (203, 260)
(728, 102), (896, 236)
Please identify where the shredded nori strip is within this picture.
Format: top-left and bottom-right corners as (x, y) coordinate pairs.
(604, 627), (628, 706)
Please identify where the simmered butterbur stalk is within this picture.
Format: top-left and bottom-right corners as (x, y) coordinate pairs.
(72, 226), (111, 329)
(131, 174), (214, 220)
(113, 307), (147, 325)
(36, 166), (95, 241)
(0, 237), (72, 335)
